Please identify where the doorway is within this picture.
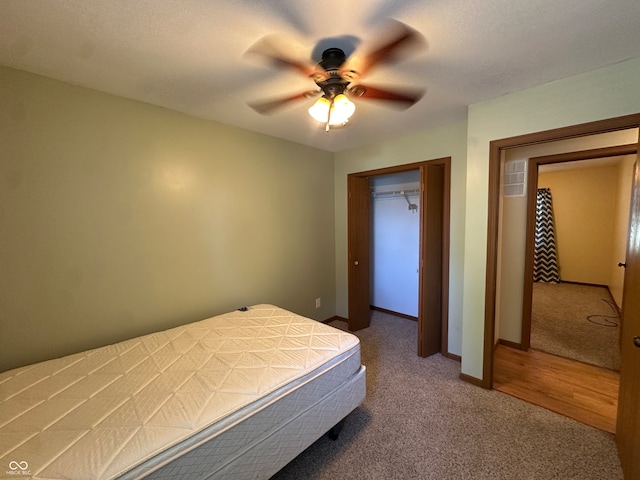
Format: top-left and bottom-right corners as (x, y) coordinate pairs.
(482, 113), (640, 479)
(521, 145), (636, 369)
(483, 115), (640, 385)
(493, 136), (636, 361)
(370, 170), (421, 319)
(347, 157), (451, 357)
(494, 143), (635, 434)
(493, 146), (637, 434)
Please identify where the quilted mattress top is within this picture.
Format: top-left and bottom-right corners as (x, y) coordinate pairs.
(0, 304), (359, 479)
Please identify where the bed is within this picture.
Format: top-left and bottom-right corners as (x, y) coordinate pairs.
(0, 304), (366, 479)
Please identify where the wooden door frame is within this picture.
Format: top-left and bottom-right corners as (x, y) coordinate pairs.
(520, 144), (638, 350)
(347, 157), (452, 356)
(482, 113), (640, 389)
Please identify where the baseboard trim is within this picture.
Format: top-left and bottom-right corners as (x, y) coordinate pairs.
(322, 315), (348, 324)
(559, 280), (607, 288)
(370, 305), (418, 322)
(498, 338), (525, 350)
(459, 373), (487, 388)
(442, 351), (461, 362)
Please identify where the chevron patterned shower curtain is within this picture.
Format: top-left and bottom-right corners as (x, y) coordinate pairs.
(534, 188), (560, 283)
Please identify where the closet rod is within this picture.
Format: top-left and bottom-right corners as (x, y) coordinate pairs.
(371, 188), (420, 199)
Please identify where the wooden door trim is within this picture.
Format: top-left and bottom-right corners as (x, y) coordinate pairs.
(441, 161), (452, 354)
(347, 157), (451, 356)
(483, 113), (640, 389)
(520, 144), (638, 349)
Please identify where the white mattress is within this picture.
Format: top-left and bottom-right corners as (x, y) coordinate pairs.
(0, 304), (364, 480)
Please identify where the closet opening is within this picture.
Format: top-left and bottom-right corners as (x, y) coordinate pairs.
(347, 157), (451, 357)
(370, 170), (421, 321)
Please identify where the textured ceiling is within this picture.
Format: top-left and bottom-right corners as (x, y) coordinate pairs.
(2, 0), (640, 152)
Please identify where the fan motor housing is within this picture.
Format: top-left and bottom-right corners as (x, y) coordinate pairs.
(315, 48), (352, 98)
(319, 48), (346, 70)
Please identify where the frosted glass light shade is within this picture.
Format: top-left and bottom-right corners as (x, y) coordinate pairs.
(308, 97), (331, 123)
(330, 94), (356, 124)
(308, 94), (356, 125)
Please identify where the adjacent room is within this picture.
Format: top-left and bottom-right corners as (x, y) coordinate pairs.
(493, 131), (637, 435)
(2, 1), (640, 479)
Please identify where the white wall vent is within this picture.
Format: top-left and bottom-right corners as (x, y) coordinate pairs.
(503, 159), (527, 197)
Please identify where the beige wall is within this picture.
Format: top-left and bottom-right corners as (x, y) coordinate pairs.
(538, 166), (617, 284)
(463, 56), (640, 379)
(0, 66), (335, 372)
(3, 55), (640, 382)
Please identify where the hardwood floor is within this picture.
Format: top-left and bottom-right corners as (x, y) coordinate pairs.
(493, 344), (619, 434)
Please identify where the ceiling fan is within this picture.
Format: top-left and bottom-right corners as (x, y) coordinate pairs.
(245, 20), (426, 131)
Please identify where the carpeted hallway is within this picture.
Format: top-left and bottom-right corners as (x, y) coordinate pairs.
(531, 282), (620, 370)
(271, 311), (622, 480)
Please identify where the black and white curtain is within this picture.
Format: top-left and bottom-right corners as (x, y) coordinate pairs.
(534, 188), (560, 283)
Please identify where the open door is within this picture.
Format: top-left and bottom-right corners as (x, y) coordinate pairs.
(418, 164), (445, 356)
(348, 175), (371, 330)
(616, 157), (640, 479)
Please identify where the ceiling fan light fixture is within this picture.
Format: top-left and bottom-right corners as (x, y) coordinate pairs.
(331, 94), (356, 124)
(247, 21), (426, 129)
(308, 94), (355, 126)
(308, 97), (331, 123)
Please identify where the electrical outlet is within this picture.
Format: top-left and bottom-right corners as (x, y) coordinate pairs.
(315, 298), (321, 309)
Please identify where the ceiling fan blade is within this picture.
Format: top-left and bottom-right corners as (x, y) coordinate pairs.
(245, 35), (319, 78)
(248, 90), (319, 114)
(356, 20), (425, 77)
(349, 84), (425, 108)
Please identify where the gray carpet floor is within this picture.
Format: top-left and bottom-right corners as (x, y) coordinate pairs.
(271, 311), (623, 480)
(531, 282), (620, 370)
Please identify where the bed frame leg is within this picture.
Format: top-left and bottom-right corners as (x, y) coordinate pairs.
(328, 419), (345, 440)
